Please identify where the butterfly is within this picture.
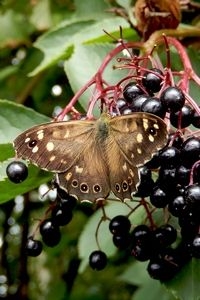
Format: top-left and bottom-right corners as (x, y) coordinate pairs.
(13, 112), (168, 203)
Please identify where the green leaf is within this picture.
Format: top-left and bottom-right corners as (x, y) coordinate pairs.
(165, 259), (200, 300)
(133, 278), (174, 300)
(0, 99), (50, 144)
(116, 0), (132, 10)
(30, 17), (129, 75)
(74, 0), (111, 19)
(0, 10), (33, 48)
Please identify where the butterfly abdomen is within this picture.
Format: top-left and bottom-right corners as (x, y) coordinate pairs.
(96, 114), (111, 142)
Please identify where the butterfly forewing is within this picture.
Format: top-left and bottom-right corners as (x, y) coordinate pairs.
(109, 113), (168, 167)
(14, 120), (96, 172)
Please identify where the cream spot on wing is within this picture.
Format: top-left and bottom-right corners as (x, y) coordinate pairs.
(129, 168), (134, 177)
(32, 145), (38, 153)
(131, 153), (135, 159)
(37, 130), (44, 140)
(137, 147), (142, 154)
(61, 159), (67, 164)
(122, 162), (127, 172)
(143, 118), (149, 130)
(25, 137), (30, 143)
(49, 155), (56, 162)
(148, 134), (155, 142)
(64, 130), (70, 138)
(136, 133), (143, 143)
(65, 172), (72, 181)
(46, 142), (55, 151)
(75, 165), (83, 174)
(153, 123), (159, 129)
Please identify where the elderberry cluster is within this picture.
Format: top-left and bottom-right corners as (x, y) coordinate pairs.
(114, 68), (198, 129)
(109, 216), (189, 281)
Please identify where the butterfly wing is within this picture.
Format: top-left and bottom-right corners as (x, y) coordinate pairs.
(107, 113), (168, 200)
(14, 120), (96, 172)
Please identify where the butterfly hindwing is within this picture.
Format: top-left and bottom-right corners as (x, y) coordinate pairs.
(57, 138), (110, 202)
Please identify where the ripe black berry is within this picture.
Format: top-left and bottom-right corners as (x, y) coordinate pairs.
(191, 234), (200, 258)
(193, 163), (200, 184)
(89, 250), (107, 270)
(131, 224), (151, 242)
(130, 94), (150, 112)
(134, 166), (154, 197)
(150, 186), (169, 208)
(159, 146), (181, 168)
(57, 187), (77, 210)
(25, 237), (43, 257)
(158, 167), (177, 189)
(115, 98), (127, 111)
(40, 218), (61, 247)
(6, 161), (28, 183)
(147, 257), (179, 281)
(112, 233), (131, 249)
(184, 184), (200, 208)
(192, 109), (200, 128)
(181, 137), (200, 167)
(141, 97), (166, 118)
(142, 68), (163, 94)
(147, 259), (167, 281)
(170, 104), (194, 128)
(160, 86), (185, 112)
(179, 205), (200, 229)
(167, 133), (183, 149)
(51, 204), (73, 226)
(153, 224), (177, 249)
(168, 194), (186, 217)
(131, 225), (153, 260)
(131, 244), (151, 261)
(175, 165), (190, 186)
(123, 83), (144, 104)
(109, 215), (131, 235)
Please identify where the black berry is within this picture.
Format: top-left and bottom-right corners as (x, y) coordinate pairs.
(6, 161), (28, 183)
(181, 137), (200, 167)
(142, 68), (163, 94)
(51, 204), (73, 226)
(25, 237), (43, 257)
(89, 250), (107, 270)
(123, 83), (144, 104)
(141, 97), (166, 118)
(109, 215), (131, 235)
(160, 86), (185, 113)
(40, 218), (61, 247)
(170, 104), (194, 128)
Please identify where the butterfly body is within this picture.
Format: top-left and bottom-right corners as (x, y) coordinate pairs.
(14, 112), (168, 203)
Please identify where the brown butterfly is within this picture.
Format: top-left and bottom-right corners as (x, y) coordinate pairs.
(13, 112), (168, 203)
